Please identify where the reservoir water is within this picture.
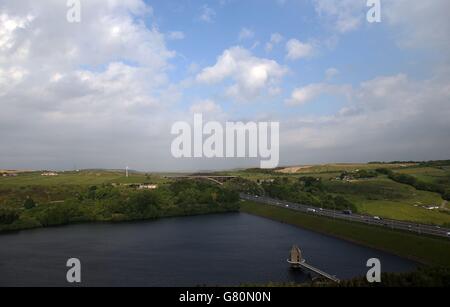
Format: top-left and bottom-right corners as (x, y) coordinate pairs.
(0, 213), (417, 286)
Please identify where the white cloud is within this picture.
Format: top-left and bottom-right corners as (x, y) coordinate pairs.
(325, 67), (339, 80)
(312, 0), (365, 33)
(285, 84), (325, 106)
(312, 0), (450, 52)
(286, 39), (314, 60)
(285, 83), (350, 106)
(250, 41), (260, 50)
(167, 31), (185, 40)
(384, 0), (450, 51)
(196, 46), (287, 102)
(238, 28), (254, 41)
(0, 0), (184, 171)
(190, 99), (222, 115)
(199, 5), (216, 23)
(265, 33), (283, 52)
(282, 72), (450, 163)
(0, 13), (34, 52)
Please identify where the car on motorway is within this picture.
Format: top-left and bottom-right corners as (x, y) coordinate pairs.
(373, 216), (382, 221)
(307, 208), (317, 213)
(447, 232), (450, 237)
(285, 205), (289, 208)
(342, 210), (352, 215)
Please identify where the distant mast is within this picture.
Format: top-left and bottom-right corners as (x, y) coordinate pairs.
(126, 166), (129, 178)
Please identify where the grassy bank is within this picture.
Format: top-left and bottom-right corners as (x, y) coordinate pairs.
(241, 201), (450, 267)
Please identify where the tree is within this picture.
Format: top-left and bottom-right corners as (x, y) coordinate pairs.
(333, 196), (357, 212)
(355, 170), (378, 179)
(443, 189), (450, 201)
(299, 177), (324, 192)
(127, 191), (161, 218)
(87, 185), (97, 199)
(24, 198), (36, 210)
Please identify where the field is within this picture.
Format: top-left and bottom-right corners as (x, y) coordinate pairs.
(396, 166), (450, 186)
(0, 171), (169, 187)
(324, 177), (449, 225)
(0, 171), (171, 205)
(241, 201), (450, 267)
(276, 163), (416, 174)
(225, 162), (450, 226)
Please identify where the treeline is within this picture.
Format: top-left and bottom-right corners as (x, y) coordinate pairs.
(369, 160), (418, 164)
(369, 159), (450, 166)
(0, 180), (240, 232)
(0, 185), (86, 206)
(242, 266), (450, 287)
(224, 178), (265, 196)
(338, 266), (450, 287)
(261, 177), (357, 212)
(377, 168), (450, 201)
(418, 160), (450, 167)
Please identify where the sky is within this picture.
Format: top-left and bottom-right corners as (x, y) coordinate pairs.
(0, 0), (450, 171)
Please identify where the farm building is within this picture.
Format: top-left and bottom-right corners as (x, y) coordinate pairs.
(41, 172), (58, 176)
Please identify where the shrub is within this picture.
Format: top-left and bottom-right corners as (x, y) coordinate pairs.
(0, 208), (20, 225)
(24, 198), (36, 210)
(376, 168), (393, 175)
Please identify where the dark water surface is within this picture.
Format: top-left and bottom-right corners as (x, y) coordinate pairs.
(0, 213), (417, 286)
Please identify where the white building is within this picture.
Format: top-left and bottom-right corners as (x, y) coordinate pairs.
(41, 172), (58, 176)
(138, 184), (158, 190)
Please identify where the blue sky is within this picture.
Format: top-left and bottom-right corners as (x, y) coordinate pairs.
(1, 0), (450, 171)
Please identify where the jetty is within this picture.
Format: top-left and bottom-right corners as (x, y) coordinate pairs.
(287, 245), (340, 283)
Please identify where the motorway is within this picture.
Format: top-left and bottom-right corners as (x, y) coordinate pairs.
(240, 194), (450, 239)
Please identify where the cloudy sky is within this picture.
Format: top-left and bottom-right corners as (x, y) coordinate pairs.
(1, 0), (449, 171)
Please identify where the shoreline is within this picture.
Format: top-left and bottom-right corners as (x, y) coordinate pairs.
(0, 207), (240, 235)
(240, 201), (450, 267)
